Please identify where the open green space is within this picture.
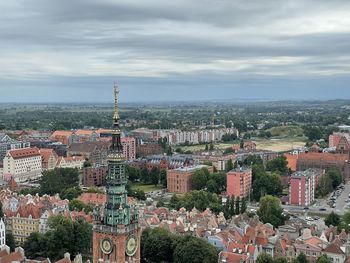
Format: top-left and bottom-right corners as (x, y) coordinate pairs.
(267, 125), (304, 137)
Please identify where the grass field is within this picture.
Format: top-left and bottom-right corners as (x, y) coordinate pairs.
(130, 183), (164, 193)
(253, 137), (307, 152)
(179, 137), (306, 153)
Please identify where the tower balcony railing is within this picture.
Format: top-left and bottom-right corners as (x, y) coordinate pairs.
(93, 223), (139, 234)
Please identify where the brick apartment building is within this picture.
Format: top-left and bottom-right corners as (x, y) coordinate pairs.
(82, 166), (108, 187)
(167, 165), (213, 194)
(289, 169), (318, 206)
(296, 152), (350, 181)
(226, 167), (252, 198)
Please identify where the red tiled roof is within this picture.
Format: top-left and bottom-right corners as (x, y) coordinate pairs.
(298, 152), (348, 162)
(219, 251), (248, 263)
(9, 147), (40, 159)
(0, 251), (24, 263)
(323, 242), (345, 255)
(39, 148), (55, 163)
(78, 193), (106, 205)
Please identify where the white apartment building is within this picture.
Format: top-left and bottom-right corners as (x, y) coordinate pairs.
(0, 218), (5, 247)
(2, 148), (42, 182)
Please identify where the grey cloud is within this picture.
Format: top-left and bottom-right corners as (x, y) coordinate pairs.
(0, 0), (350, 101)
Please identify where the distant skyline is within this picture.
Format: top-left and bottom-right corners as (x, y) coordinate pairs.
(1, 1), (350, 102)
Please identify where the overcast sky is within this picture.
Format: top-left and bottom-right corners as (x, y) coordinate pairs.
(1, 0), (350, 102)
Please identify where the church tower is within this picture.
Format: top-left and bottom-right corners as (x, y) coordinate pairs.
(93, 84), (140, 263)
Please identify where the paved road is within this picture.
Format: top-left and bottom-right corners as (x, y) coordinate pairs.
(335, 182), (350, 213)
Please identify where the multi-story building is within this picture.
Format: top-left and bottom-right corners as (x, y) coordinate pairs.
(39, 148), (58, 170)
(121, 137), (136, 161)
(0, 133), (30, 163)
(226, 168), (252, 198)
(296, 152), (350, 182)
(329, 132), (350, 148)
(67, 141), (109, 166)
(2, 148), (42, 182)
(82, 166), (108, 187)
(0, 218), (5, 247)
(56, 156), (85, 169)
(289, 169), (317, 206)
(50, 130), (75, 145)
(167, 165), (213, 194)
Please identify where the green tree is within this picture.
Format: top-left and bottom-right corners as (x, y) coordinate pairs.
(69, 199), (93, 213)
(327, 168), (342, 189)
(160, 170), (167, 187)
(40, 168), (80, 195)
(24, 214), (92, 260)
(150, 167), (160, 186)
(274, 257), (288, 263)
(292, 253), (309, 263)
(140, 167), (149, 183)
(6, 233), (16, 252)
(60, 186), (82, 201)
(266, 156), (288, 175)
(211, 172), (226, 193)
(169, 194), (181, 210)
(241, 197), (247, 214)
(206, 179), (219, 194)
(256, 253), (274, 263)
(126, 165), (140, 182)
(226, 159), (234, 172)
(178, 190), (223, 213)
(157, 199), (165, 208)
(240, 139), (244, 149)
(317, 174), (333, 197)
(235, 196), (240, 215)
(141, 228), (175, 263)
(209, 142), (214, 151)
(325, 211), (340, 227)
(0, 203), (4, 219)
(316, 254), (332, 263)
(252, 172), (283, 201)
(167, 145), (173, 156)
(192, 168), (210, 190)
(257, 195), (286, 228)
(244, 155), (263, 166)
(173, 235), (218, 263)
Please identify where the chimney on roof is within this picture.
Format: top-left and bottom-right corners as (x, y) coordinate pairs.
(64, 252), (71, 259)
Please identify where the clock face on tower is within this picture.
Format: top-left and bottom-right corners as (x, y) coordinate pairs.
(126, 235), (138, 257)
(101, 238), (113, 255)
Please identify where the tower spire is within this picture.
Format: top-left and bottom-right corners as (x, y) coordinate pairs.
(110, 83), (123, 154)
(113, 83), (120, 127)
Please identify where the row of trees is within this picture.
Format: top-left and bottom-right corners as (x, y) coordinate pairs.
(24, 214), (92, 261)
(141, 227), (218, 263)
(127, 165), (167, 187)
(169, 191), (223, 214)
(316, 168), (342, 197)
(223, 195), (247, 219)
(325, 210), (350, 233)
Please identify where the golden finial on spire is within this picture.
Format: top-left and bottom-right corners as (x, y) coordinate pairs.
(113, 83), (120, 123)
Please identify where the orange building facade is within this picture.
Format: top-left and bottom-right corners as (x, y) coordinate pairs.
(167, 165), (213, 194)
(227, 168), (252, 198)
